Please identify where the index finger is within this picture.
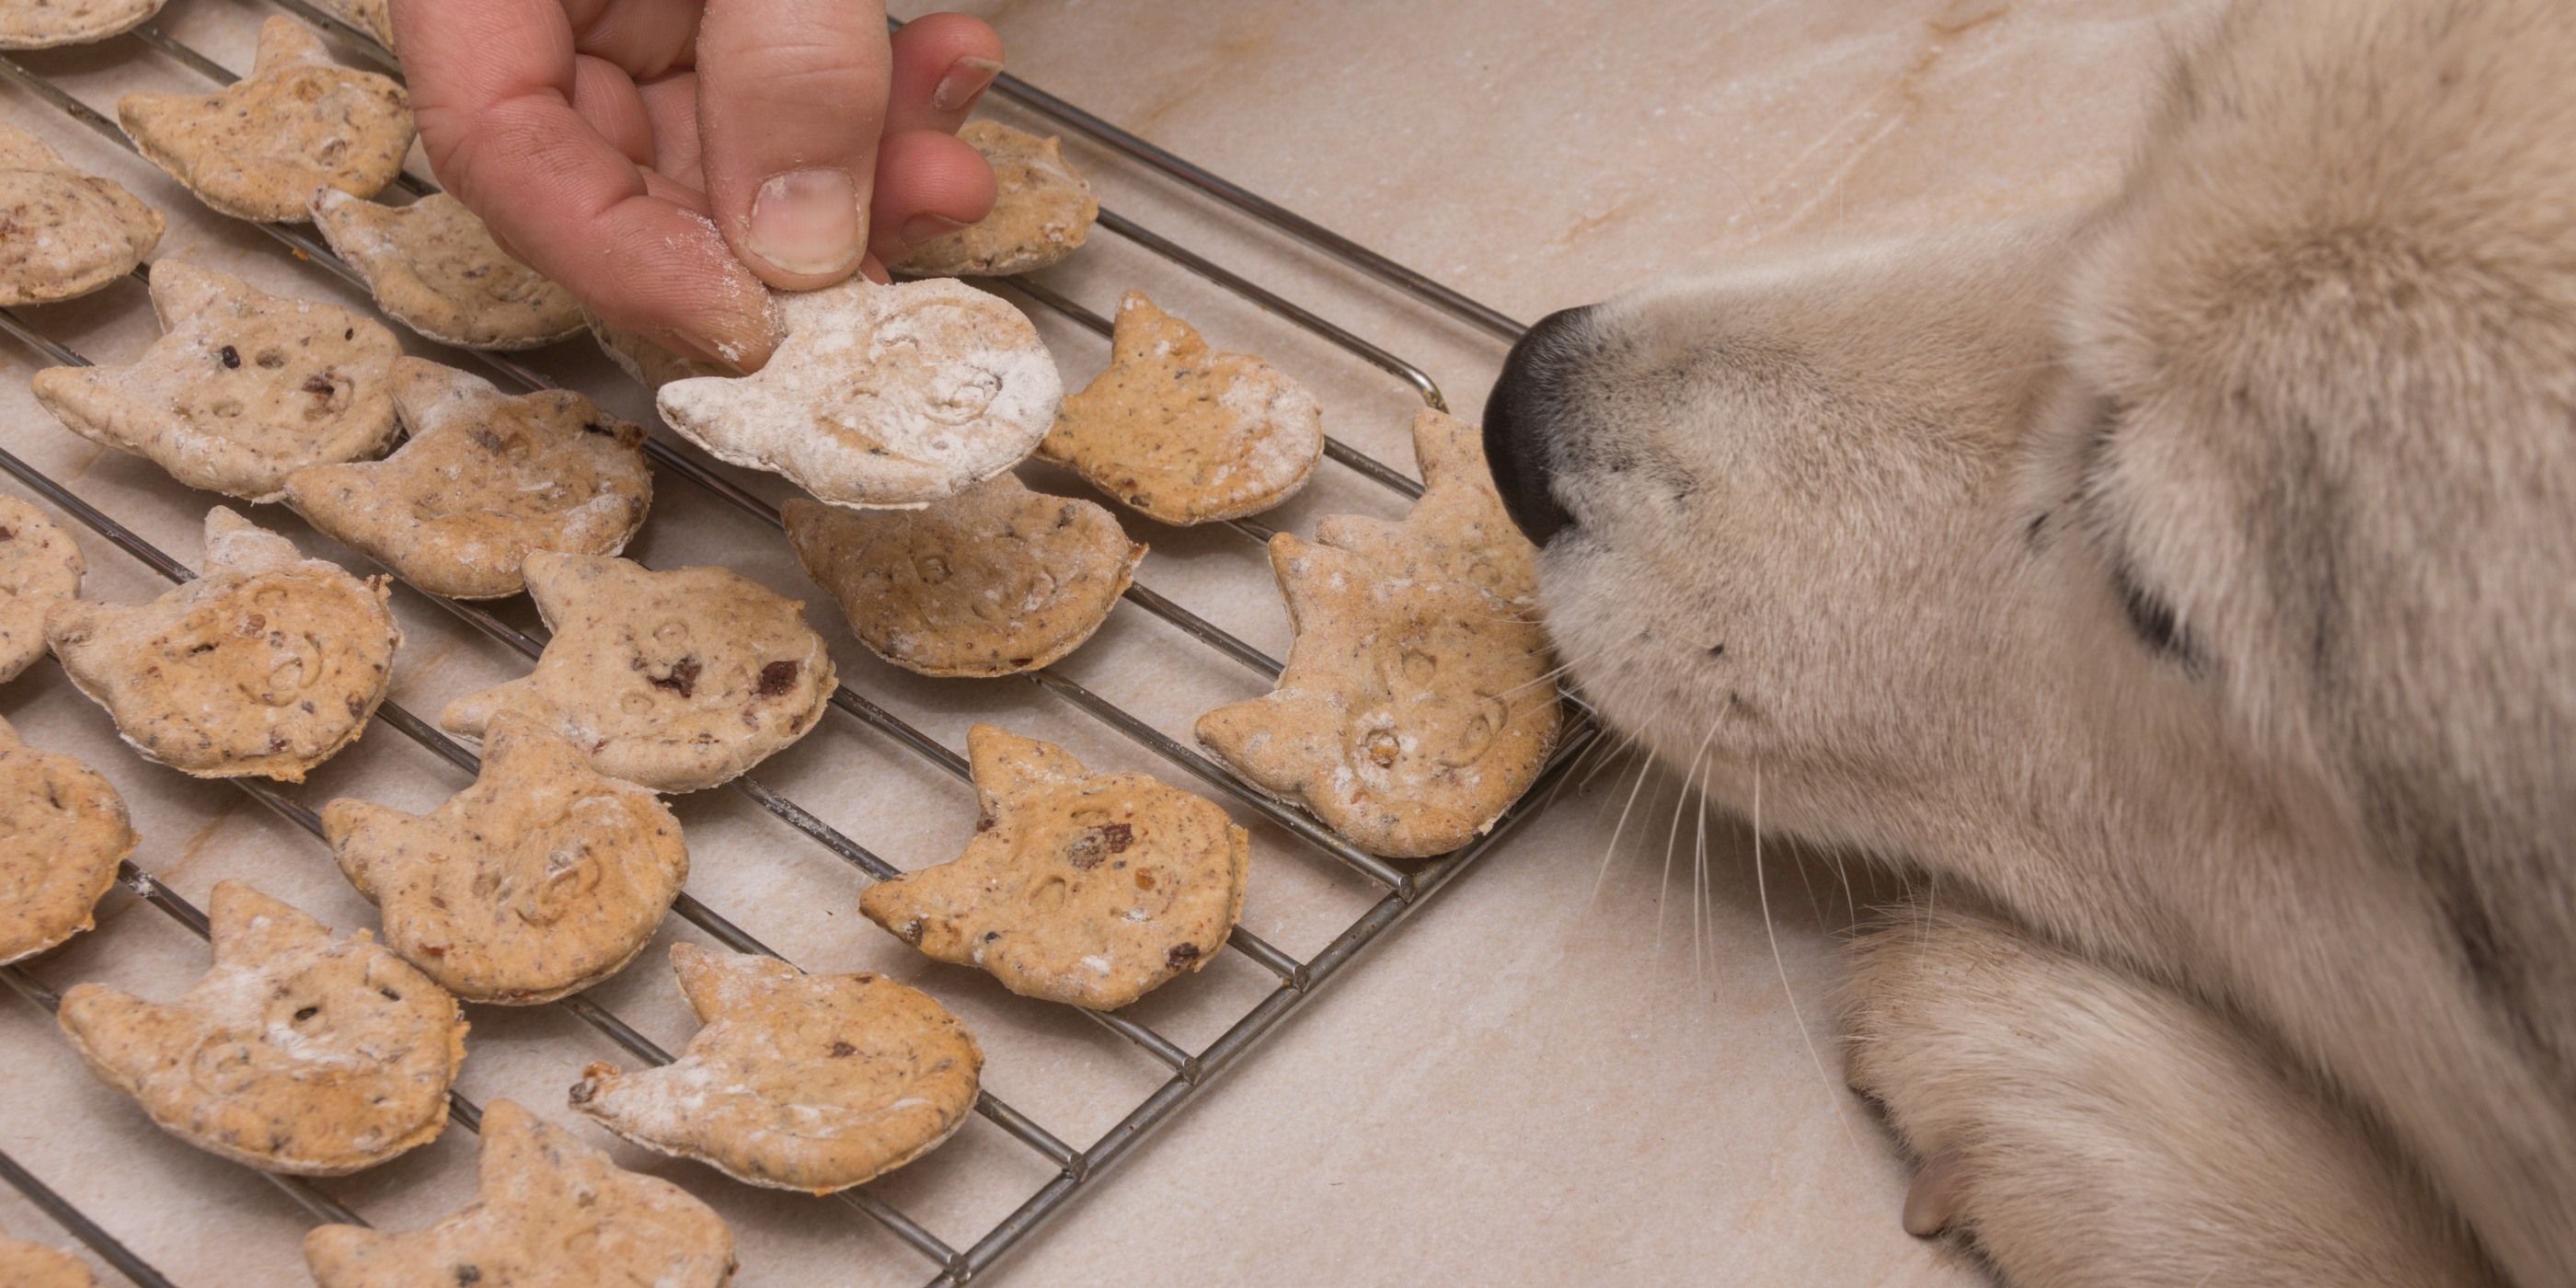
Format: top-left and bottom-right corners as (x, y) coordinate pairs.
(397, 0), (781, 368)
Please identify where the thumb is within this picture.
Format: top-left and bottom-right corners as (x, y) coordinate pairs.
(696, 0), (891, 289)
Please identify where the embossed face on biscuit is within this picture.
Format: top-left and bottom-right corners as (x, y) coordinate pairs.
(784, 473), (1144, 678)
(893, 120), (1099, 278)
(0, 0), (164, 49)
(0, 120), (163, 305)
(45, 507), (401, 782)
(286, 359), (652, 600)
(323, 713), (687, 1005)
(1041, 292), (1323, 524)
(0, 495), (84, 684)
(568, 943), (983, 1194)
(117, 17), (412, 223)
(1195, 536), (1559, 858)
(55, 880), (466, 1176)
(30, 260), (402, 503)
(860, 724), (1248, 1010)
(0, 715), (134, 966)
(656, 275), (1064, 509)
(439, 553), (835, 794)
(303, 1100), (736, 1288)
(312, 191), (584, 351)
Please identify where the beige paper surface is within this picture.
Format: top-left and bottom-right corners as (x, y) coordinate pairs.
(0, 0), (2195, 1283)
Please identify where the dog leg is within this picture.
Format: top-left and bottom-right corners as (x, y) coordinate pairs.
(1837, 901), (2495, 1288)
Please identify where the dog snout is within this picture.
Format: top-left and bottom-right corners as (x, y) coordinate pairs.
(1483, 305), (1591, 548)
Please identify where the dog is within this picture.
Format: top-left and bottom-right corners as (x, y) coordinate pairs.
(1480, 1), (2573, 1283)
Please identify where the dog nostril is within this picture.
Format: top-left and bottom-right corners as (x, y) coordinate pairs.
(1484, 306), (1587, 548)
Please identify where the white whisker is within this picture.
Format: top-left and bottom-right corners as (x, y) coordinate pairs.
(1754, 756), (1861, 1152)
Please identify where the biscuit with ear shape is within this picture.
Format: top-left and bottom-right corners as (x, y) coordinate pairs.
(655, 275), (1063, 510)
(117, 17), (411, 223)
(45, 507), (401, 782)
(0, 496), (84, 684)
(55, 880), (466, 1176)
(893, 121), (1098, 277)
(285, 359), (652, 600)
(0, 715), (134, 966)
(567, 943), (983, 1194)
(0, 0), (162, 49)
(29, 260), (402, 504)
(439, 553), (834, 794)
(302, 1099), (735, 1288)
(783, 474), (1143, 678)
(584, 308), (733, 393)
(1194, 535), (1558, 858)
(0, 1238), (98, 1287)
(1040, 292), (1322, 524)
(1314, 407), (1542, 609)
(311, 190), (584, 350)
(860, 724), (1248, 1010)
(322, 712), (687, 1005)
(0, 120), (163, 305)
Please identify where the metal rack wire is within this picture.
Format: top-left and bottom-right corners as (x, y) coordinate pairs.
(0, 12), (1588, 1286)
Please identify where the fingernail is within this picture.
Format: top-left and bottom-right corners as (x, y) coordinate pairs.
(748, 167), (861, 277)
(932, 55), (1004, 113)
(899, 213), (969, 248)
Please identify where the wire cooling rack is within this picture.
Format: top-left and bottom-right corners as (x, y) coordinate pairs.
(0, 8), (1591, 1285)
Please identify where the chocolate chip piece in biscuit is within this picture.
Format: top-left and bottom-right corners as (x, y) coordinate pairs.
(1041, 292), (1322, 524)
(56, 880), (466, 1176)
(0, 495), (82, 684)
(568, 943), (983, 1193)
(1195, 535), (1558, 858)
(0, 0), (162, 48)
(0, 120), (163, 305)
(312, 191), (585, 351)
(285, 359), (652, 600)
(656, 275), (1063, 510)
(303, 1100), (735, 1288)
(30, 260), (401, 503)
(439, 553), (834, 794)
(860, 724), (1248, 1010)
(784, 473), (1144, 678)
(322, 713), (687, 1005)
(46, 508), (401, 782)
(893, 121), (1099, 277)
(117, 17), (412, 223)
(0, 715), (134, 966)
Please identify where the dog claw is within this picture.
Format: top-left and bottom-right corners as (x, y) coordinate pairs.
(1903, 1152), (1965, 1237)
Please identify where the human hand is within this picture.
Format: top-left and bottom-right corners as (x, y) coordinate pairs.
(399, 1), (1003, 371)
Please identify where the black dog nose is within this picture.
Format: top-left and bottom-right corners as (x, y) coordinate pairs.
(1483, 305), (1588, 548)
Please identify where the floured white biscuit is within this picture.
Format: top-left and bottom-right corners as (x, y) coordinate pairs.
(893, 121), (1098, 278)
(118, 17), (412, 223)
(0, 496), (83, 684)
(311, 190), (584, 350)
(285, 359), (652, 600)
(440, 553), (834, 794)
(306, 0), (394, 50)
(0, 716), (133, 966)
(30, 260), (402, 503)
(57, 880), (466, 1176)
(657, 275), (1063, 510)
(0, 120), (163, 305)
(0, 1238), (98, 1287)
(1041, 292), (1322, 523)
(569, 943), (982, 1194)
(0, 0), (160, 49)
(860, 724), (1247, 1010)
(1195, 534), (1558, 858)
(324, 713), (687, 1005)
(1315, 408), (1542, 608)
(585, 308), (733, 393)
(783, 474), (1143, 678)
(304, 1100), (736, 1288)
(46, 507), (401, 782)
